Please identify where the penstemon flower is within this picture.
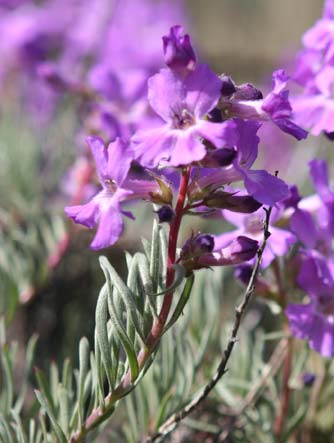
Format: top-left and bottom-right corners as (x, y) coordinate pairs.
(65, 136), (159, 249)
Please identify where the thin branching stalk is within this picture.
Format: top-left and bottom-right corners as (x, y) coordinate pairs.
(145, 205), (273, 443)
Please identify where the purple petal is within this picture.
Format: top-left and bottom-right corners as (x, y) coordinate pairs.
(196, 120), (236, 148)
(309, 159), (333, 203)
(87, 136), (109, 181)
(107, 138), (134, 186)
(132, 127), (175, 167)
(90, 204), (124, 250)
(290, 208), (317, 249)
(183, 63), (222, 117)
(273, 118), (308, 140)
(268, 227), (296, 257)
(286, 303), (315, 340)
(234, 119), (260, 168)
(297, 255), (334, 297)
(309, 315), (334, 357)
(147, 68), (185, 122)
(214, 228), (243, 251)
(168, 130), (207, 166)
(65, 200), (99, 229)
(243, 169), (289, 206)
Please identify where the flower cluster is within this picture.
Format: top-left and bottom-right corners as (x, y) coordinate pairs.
(285, 159), (334, 357)
(291, 0), (334, 138)
(64, 25), (305, 270)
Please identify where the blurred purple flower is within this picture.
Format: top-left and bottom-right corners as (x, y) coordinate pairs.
(286, 254), (334, 357)
(214, 206), (296, 268)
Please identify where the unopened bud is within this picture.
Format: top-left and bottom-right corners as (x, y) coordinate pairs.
(205, 191), (262, 213)
(220, 74), (236, 97)
(180, 233), (214, 261)
(156, 205), (175, 223)
(200, 147), (236, 168)
(302, 372), (316, 387)
(163, 25), (196, 75)
(234, 83), (263, 101)
(187, 236), (258, 271)
(148, 171), (173, 205)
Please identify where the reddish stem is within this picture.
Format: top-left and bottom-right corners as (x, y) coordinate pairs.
(151, 166), (191, 336)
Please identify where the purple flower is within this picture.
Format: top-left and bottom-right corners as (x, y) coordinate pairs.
(214, 206), (296, 268)
(220, 70), (308, 140)
(286, 254), (334, 357)
(292, 66), (334, 136)
(290, 159), (333, 251)
(162, 25), (196, 76)
(197, 120), (289, 206)
(133, 64), (231, 167)
(302, 0), (334, 63)
(65, 136), (158, 249)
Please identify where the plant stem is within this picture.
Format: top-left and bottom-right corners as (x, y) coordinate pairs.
(69, 167), (191, 442)
(146, 206), (273, 443)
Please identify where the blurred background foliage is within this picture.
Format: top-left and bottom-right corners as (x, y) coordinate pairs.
(0, 0), (333, 442)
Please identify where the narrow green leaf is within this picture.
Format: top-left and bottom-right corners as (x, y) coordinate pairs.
(95, 285), (114, 390)
(106, 286), (140, 382)
(100, 256), (145, 342)
(14, 334), (38, 414)
(1, 344), (14, 414)
(78, 337), (89, 429)
(164, 273), (195, 332)
(34, 390), (66, 443)
(34, 368), (56, 417)
(283, 404), (308, 440)
(10, 410), (27, 443)
(0, 417), (14, 443)
(136, 253), (157, 318)
(28, 419), (36, 443)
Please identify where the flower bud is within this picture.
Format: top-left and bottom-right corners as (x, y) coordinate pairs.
(147, 171), (173, 205)
(156, 205), (175, 223)
(198, 236), (258, 267)
(204, 191), (262, 213)
(162, 25), (196, 75)
(302, 372), (316, 387)
(208, 107), (223, 123)
(180, 233), (214, 261)
(220, 74), (236, 97)
(233, 83), (263, 101)
(200, 147), (236, 168)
